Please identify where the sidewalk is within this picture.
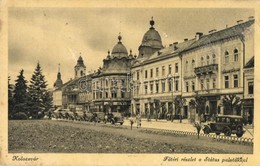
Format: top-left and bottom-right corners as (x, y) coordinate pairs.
(123, 118), (254, 139)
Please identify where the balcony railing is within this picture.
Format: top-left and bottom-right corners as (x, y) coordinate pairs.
(194, 64), (218, 75)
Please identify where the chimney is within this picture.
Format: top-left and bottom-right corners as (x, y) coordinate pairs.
(208, 29), (217, 34)
(195, 32), (203, 40)
(237, 20), (243, 24)
(173, 42), (178, 50)
(248, 16), (254, 21)
(184, 38), (188, 42)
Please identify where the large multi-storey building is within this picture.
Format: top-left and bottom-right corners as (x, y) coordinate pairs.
(91, 35), (134, 114)
(181, 18), (254, 121)
(53, 16), (254, 123)
(131, 17), (254, 122)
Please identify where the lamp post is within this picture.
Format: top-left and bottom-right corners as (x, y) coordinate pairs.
(168, 74), (174, 122)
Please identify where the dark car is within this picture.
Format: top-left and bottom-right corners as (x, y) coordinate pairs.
(202, 115), (245, 137)
(106, 112), (124, 125)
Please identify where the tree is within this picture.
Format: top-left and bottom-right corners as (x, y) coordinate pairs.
(8, 76), (14, 110)
(222, 94), (242, 115)
(174, 95), (186, 123)
(189, 93), (206, 123)
(28, 62), (49, 119)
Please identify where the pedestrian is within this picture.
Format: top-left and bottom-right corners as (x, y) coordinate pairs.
(200, 113), (205, 123)
(136, 114), (141, 128)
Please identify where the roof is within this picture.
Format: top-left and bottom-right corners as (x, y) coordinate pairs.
(111, 35), (128, 59)
(132, 38), (196, 67)
(183, 19), (254, 52)
(244, 56), (254, 68)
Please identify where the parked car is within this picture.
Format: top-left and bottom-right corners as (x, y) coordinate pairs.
(106, 112), (124, 125)
(202, 115), (245, 137)
(89, 112), (105, 123)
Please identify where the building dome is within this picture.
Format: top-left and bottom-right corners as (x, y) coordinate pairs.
(111, 34), (128, 58)
(138, 17), (163, 58)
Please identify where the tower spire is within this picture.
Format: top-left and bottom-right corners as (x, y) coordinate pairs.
(150, 16), (154, 29)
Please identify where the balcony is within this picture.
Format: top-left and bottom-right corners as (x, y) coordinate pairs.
(194, 64), (218, 75)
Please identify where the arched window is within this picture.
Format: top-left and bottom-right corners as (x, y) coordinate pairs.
(212, 54), (216, 64)
(80, 70), (84, 76)
(234, 49), (238, 62)
(192, 59), (195, 69)
(225, 51), (229, 63)
(201, 57), (204, 66)
(206, 55), (210, 65)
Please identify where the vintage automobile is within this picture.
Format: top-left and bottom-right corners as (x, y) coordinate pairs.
(106, 112), (124, 125)
(202, 115), (245, 137)
(89, 112), (105, 123)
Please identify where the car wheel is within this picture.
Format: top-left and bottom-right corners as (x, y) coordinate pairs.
(216, 132), (220, 135)
(236, 126), (243, 137)
(203, 126), (210, 134)
(224, 127), (231, 136)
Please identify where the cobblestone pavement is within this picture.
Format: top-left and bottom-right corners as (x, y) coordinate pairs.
(123, 118), (254, 139)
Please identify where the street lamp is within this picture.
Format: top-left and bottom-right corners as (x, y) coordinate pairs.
(167, 74), (174, 122)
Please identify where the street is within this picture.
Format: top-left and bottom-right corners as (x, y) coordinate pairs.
(123, 118), (254, 139)
(8, 120), (253, 153)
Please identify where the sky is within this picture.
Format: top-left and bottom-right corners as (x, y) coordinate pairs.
(8, 8), (254, 88)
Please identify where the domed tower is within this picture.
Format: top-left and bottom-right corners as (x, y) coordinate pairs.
(111, 34), (128, 58)
(54, 64), (63, 89)
(74, 55), (86, 78)
(138, 17), (163, 59)
(102, 34), (132, 74)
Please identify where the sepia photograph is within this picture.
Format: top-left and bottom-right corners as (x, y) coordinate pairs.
(1, 0), (259, 165)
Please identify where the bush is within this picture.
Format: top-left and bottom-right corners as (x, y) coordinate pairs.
(12, 112), (28, 120)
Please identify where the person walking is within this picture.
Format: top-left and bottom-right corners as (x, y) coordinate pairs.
(136, 114), (141, 128)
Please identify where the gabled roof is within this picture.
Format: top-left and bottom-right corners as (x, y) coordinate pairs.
(244, 56), (254, 68)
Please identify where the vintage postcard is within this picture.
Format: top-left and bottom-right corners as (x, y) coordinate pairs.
(0, 0), (259, 165)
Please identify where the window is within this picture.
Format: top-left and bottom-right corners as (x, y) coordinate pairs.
(156, 67), (159, 77)
(200, 80), (204, 90)
(233, 74), (238, 88)
(248, 82), (254, 94)
(121, 91), (125, 98)
(185, 61), (189, 71)
(144, 84), (148, 94)
(100, 92), (102, 99)
(224, 76), (229, 88)
(150, 69), (153, 78)
(175, 63), (178, 73)
(137, 71), (140, 80)
(105, 92), (108, 98)
(192, 81), (195, 91)
(112, 91), (117, 98)
(156, 82), (159, 93)
(192, 59), (195, 69)
(145, 70), (148, 79)
(213, 78), (216, 89)
(212, 54), (216, 64)
(162, 66), (165, 76)
(105, 79), (108, 87)
(201, 57), (204, 66)
(162, 81), (165, 92)
(225, 51), (229, 63)
(186, 81), (189, 92)
(206, 79), (210, 90)
(175, 80), (179, 91)
(234, 49), (238, 62)
(168, 80), (172, 92)
(206, 55), (210, 65)
(150, 83), (153, 93)
(168, 65), (172, 74)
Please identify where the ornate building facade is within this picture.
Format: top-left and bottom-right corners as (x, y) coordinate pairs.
(91, 35), (134, 114)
